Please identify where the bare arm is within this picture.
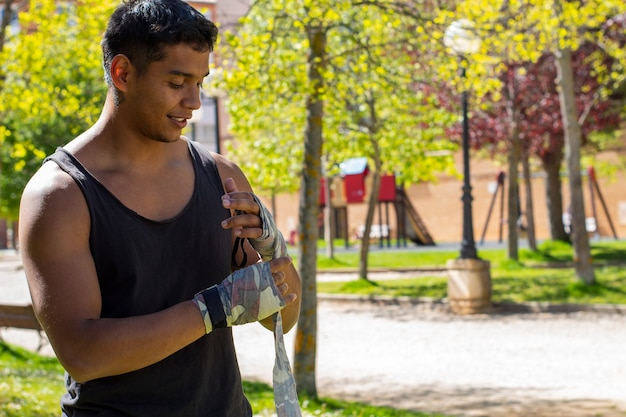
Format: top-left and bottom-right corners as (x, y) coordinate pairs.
(19, 163), (206, 382)
(19, 162), (294, 382)
(213, 153), (302, 333)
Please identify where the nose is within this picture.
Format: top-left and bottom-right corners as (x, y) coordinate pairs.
(183, 87), (202, 110)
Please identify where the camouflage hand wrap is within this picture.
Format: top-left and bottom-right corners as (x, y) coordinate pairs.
(249, 195), (287, 261)
(193, 262), (285, 333)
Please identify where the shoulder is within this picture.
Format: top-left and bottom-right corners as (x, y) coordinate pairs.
(211, 152), (254, 193)
(22, 160), (84, 209)
(20, 160), (89, 250)
(211, 151), (238, 173)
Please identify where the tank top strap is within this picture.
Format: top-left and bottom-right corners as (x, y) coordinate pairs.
(187, 140), (225, 195)
(44, 147), (105, 204)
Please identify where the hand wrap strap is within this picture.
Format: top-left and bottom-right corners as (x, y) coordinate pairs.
(199, 193), (301, 416)
(193, 286), (226, 334)
(272, 311), (301, 417)
(247, 198), (301, 416)
(193, 262), (286, 333)
(250, 196), (301, 415)
(250, 195), (287, 261)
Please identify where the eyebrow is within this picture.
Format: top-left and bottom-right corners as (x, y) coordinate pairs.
(169, 70), (211, 78)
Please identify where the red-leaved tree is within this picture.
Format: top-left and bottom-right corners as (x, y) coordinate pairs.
(445, 40), (622, 247)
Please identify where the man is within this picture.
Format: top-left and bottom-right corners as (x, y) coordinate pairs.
(18, 0), (301, 415)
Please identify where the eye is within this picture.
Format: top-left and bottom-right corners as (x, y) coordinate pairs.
(169, 82), (184, 89)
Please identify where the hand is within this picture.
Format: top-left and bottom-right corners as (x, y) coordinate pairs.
(221, 177), (287, 261)
(220, 177), (262, 239)
(193, 256), (297, 333)
(269, 256), (298, 305)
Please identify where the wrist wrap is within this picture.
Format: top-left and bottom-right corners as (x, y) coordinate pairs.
(193, 262), (286, 334)
(199, 286), (228, 330)
(250, 195), (287, 260)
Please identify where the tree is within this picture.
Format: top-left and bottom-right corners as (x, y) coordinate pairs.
(434, 0), (626, 280)
(0, 0), (115, 219)
(221, 0), (458, 396)
(322, 5), (456, 279)
(449, 49), (622, 257)
(0, 0), (16, 52)
(221, 1), (343, 398)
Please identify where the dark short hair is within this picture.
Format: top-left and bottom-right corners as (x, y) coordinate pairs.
(101, 0), (219, 85)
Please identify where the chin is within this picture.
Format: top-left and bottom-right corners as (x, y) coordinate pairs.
(153, 135), (181, 144)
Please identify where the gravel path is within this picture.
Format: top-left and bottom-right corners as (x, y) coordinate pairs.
(234, 299), (626, 417)
(2, 254), (626, 417)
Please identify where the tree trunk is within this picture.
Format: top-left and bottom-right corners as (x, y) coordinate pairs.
(0, 0), (14, 52)
(0, 0), (14, 222)
(358, 167), (381, 280)
(323, 156), (334, 259)
(507, 119), (521, 260)
(555, 47), (595, 284)
(521, 149), (537, 251)
(540, 149), (568, 242)
(293, 25), (326, 398)
(271, 192), (277, 222)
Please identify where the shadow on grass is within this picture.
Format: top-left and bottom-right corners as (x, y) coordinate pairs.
(590, 247), (626, 262)
(244, 379), (447, 417)
(493, 267), (626, 304)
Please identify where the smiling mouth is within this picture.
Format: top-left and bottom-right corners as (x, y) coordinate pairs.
(169, 116), (186, 123)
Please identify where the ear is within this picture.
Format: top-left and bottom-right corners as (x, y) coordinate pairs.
(110, 54), (133, 92)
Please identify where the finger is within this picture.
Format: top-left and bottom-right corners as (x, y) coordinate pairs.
(222, 194), (259, 214)
(234, 226), (263, 239)
(282, 293), (297, 305)
(222, 178), (254, 212)
(277, 283), (288, 295)
(221, 214), (262, 236)
(269, 256), (292, 272)
(273, 270), (286, 286)
(224, 177), (239, 194)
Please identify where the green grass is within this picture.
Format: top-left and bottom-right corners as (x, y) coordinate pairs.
(316, 240), (626, 305)
(312, 239), (626, 270)
(0, 342), (65, 417)
(0, 342), (444, 417)
(316, 248), (457, 270)
(4, 239), (625, 416)
(243, 380), (445, 416)
(318, 265), (626, 305)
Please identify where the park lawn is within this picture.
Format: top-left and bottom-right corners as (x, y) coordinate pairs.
(317, 265), (626, 305)
(3, 239), (623, 416)
(0, 342), (64, 417)
(314, 239), (626, 270)
(0, 342), (445, 417)
(315, 240), (626, 305)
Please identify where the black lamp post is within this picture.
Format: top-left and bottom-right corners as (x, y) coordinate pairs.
(444, 20), (481, 260)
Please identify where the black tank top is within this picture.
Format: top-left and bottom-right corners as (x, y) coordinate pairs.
(45, 140), (252, 416)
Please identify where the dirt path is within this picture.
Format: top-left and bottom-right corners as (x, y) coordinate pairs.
(3, 254), (626, 417)
(234, 299), (626, 417)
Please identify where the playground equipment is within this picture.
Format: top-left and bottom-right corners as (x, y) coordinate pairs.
(319, 158), (435, 247)
(586, 166), (618, 239)
(479, 171), (507, 245)
(395, 187), (435, 246)
(479, 166), (618, 243)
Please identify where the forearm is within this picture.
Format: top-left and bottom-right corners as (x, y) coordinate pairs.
(54, 300), (205, 383)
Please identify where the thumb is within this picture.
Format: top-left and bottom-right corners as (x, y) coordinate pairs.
(224, 177), (239, 194)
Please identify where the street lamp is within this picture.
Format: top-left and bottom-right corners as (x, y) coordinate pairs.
(444, 19), (481, 259)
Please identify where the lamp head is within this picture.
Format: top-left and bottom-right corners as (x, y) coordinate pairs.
(444, 19), (481, 56)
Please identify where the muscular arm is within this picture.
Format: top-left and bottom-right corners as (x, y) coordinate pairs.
(213, 153), (302, 333)
(19, 163), (207, 383)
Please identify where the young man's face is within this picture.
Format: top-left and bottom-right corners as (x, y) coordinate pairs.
(124, 44), (210, 144)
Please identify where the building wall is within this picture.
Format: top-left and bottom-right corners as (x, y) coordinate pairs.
(200, 0), (626, 246)
(262, 145), (626, 245)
